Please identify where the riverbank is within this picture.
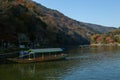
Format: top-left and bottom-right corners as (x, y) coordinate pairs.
(0, 48), (29, 63)
(0, 51), (19, 64)
(0, 48), (28, 54)
(90, 43), (120, 47)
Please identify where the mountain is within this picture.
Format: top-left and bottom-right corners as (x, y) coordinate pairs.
(0, 0), (116, 47)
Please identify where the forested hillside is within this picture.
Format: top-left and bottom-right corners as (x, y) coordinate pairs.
(91, 29), (120, 44)
(0, 0), (116, 47)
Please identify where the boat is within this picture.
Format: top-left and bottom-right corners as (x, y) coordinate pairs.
(7, 48), (67, 63)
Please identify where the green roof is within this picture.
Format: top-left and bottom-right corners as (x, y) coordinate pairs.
(30, 48), (64, 53)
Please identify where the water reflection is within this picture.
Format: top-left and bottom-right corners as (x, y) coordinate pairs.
(0, 59), (81, 80)
(0, 46), (120, 80)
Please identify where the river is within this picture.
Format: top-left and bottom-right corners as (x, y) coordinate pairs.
(0, 46), (120, 80)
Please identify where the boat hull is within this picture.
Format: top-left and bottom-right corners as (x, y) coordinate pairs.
(7, 54), (67, 63)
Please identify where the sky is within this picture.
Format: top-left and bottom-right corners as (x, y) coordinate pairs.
(33, 0), (120, 27)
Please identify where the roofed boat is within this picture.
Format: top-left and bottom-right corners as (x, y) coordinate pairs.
(7, 48), (67, 63)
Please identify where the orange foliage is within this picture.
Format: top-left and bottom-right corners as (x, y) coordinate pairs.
(27, 3), (35, 9)
(105, 37), (114, 43)
(96, 36), (102, 42)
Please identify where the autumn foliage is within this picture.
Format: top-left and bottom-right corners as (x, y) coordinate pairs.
(91, 29), (120, 44)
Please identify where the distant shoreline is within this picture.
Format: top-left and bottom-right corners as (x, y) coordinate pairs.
(90, 43), (120, 47)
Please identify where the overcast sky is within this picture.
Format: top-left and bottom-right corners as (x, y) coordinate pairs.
(33, 0), (120, 27)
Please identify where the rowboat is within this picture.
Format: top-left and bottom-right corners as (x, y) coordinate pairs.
(8, 48), (67, 63)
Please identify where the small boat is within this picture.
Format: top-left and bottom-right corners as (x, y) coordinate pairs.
(8, 48), (67, 63)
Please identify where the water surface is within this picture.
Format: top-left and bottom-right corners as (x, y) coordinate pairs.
(0, 46), (120, 80)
